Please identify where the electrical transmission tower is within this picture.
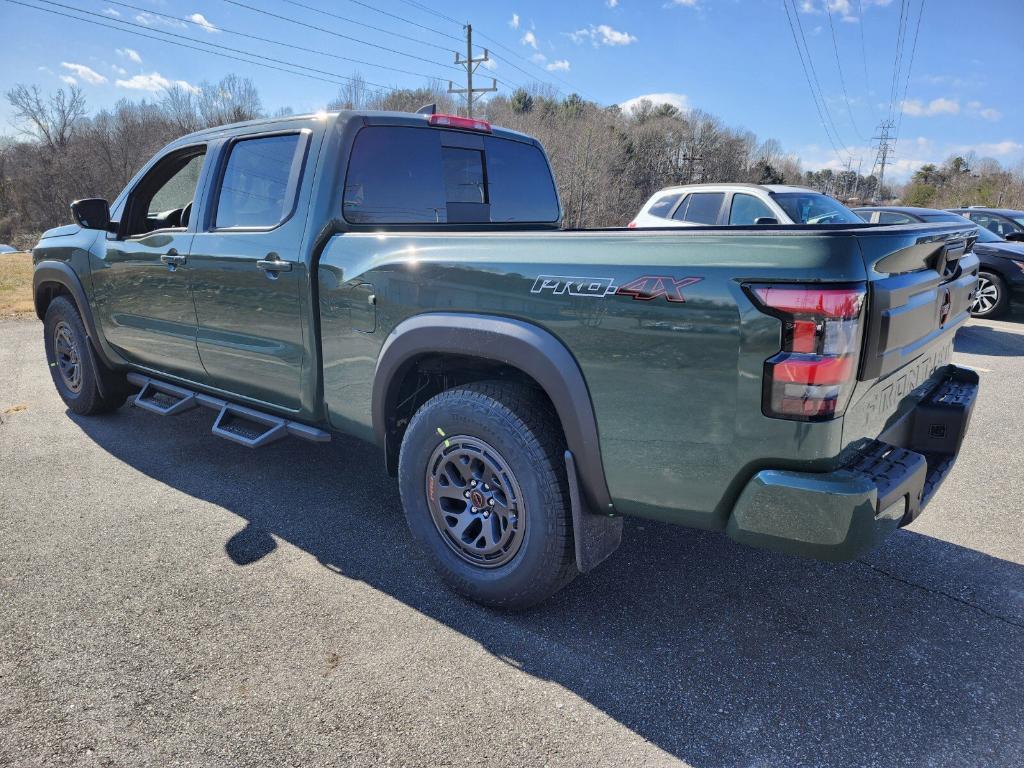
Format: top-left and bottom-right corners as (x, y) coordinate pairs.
(447, 24), (496, 118)
(870, 120), (895, 202)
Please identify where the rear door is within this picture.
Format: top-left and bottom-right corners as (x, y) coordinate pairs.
(187, 129), (316, 411)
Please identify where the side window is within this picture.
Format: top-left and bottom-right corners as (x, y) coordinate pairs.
(878, 212), (915, 224)
(124, 148), (205, 237)
(971, 213), (1007, 237)
(215, 133), (305, 229)
(729, 193), (776, 225)
(648, 193), (681, 219)
(674, 192), (724, 224)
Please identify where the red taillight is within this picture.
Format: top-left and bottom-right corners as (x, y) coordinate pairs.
(748, 283), (866, 421)
(627, 221), (638, 228)
(428, 114), (492, 132)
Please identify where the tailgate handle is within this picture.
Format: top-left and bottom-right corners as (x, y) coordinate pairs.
(159, 249), (186, 268)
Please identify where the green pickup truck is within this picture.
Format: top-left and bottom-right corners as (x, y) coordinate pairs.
(33, 109), (980, 608)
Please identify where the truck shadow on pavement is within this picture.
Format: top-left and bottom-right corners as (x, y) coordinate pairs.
(73, 405), (1024, 768)
(955, 322), (1024, 356)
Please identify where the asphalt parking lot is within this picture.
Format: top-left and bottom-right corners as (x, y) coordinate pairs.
(1, 314), (1023, 768)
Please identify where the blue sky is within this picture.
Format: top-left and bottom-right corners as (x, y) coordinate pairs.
(1, 0), (1021, 181)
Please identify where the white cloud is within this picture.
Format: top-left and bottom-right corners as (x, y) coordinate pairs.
(569, 24), (637, 46)
(116, 72), (199, 94)
(135, 12), (186, 30)
(967, 100), (1002, 122)
(111, 64), (128, 75)
(670, 0), (699, 6)
(952, 140), (1023, 158)
(116, 47), (142, 64)
(607, 0), (620, 6)
(509, 13), (519, 30)
(61, 62), (108, 85)
(900, 97), (959, 117)
(619, 92), (690, 114)
(546, 59), (570, 72)
(188, 13), (218, 33)
(480, 57), (497, 70)
(520, 30), (538, 49)
(102, 7), (120, 16)
(60, 75), (78, 86)
(530, 52), (547, 63)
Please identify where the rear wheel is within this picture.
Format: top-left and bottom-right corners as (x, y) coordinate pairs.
(971, 271), (1008, 318)
(43, 296), (127, 415)
(398, 381), (576, 609)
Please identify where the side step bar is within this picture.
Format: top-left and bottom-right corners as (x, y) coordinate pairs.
(126, 373), (330, 448)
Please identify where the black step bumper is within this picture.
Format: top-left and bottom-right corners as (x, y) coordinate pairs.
(727, 365), (979, 560)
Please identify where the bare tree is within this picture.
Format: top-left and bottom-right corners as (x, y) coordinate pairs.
(6, 84), (86, 150)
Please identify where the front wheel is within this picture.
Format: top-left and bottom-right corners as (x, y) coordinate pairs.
(971, 271), (1009, 318)
(398, 382), (576, 609)
(43, 296), (127, 415)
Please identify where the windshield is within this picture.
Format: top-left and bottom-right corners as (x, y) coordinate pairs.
(771, 192), (863, 224)
(1012, 216), (1024, 227)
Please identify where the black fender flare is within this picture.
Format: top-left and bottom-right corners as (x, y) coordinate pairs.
(372, 312), (614, 513)
(33, 260), (121, 371)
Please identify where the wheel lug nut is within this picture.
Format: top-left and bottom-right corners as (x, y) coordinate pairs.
(470, 480), (477, 487)
(488, 499), (495, 506)
(463, 491), (470, 498)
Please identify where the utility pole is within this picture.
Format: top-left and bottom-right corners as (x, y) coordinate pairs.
(447, 24), (496, 118)
(870, 120), (894, 202)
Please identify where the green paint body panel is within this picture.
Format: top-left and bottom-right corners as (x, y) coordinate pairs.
(32, 110), (981, 563)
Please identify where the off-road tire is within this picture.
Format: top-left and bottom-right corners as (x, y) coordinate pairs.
(398, 381), (576, 609)
(43, 296), (127, 415)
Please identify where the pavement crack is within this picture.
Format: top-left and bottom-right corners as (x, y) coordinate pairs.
(856, 558), (1024, 631)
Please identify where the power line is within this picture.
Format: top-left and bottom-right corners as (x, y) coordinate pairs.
(275, 0), (454, 53)
(886, 0), (910, 123)
(472, 28), (579, 95)
(824, 1), (865, 141)
(222, 0), (460, 71)
(337, 0), (463, 44)
(97, 0), (454, 81)
(894, 0), (925, 144)
(855, 0), (871, 96)
(786, 0), (850, 156)
(392, 0), (462, 27)
(8, 0), (401, 92)
(781, 0), (847, 162)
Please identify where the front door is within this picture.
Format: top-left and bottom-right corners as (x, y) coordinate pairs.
(187, 130), (314, 411)
(93, 146), (208, 381)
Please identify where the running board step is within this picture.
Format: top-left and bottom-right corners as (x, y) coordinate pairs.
(134, 379), (197, 416)
(126, 373), (330, 448)
(212, 404), (287, 448)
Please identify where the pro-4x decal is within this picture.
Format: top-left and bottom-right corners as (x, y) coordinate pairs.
(530, 274), (702, 303)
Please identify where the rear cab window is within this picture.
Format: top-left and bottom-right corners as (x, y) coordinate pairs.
(342, 125), (559, 225)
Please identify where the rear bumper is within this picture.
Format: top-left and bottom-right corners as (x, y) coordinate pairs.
(726, 364), (979, 561)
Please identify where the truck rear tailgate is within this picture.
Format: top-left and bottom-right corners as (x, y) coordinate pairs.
(841, 221), (980, 519)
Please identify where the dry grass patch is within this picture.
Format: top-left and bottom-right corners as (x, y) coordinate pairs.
(0, 253), (35, 318)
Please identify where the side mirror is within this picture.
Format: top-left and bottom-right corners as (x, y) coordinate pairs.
(71, 198), (110, 230)
(1004, 231), (1024, 243)
(753, 217), (779, 225)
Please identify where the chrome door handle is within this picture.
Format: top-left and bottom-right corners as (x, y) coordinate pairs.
(160, 249), (186, 267)
(256, 254), (293, 273)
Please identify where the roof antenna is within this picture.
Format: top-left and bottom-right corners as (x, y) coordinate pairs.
(416, 103), (437, 116)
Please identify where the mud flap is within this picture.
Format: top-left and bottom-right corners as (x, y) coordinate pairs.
(565, 450), (622, 573)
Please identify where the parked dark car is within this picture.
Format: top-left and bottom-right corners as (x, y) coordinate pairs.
(948, 207), (1024, 242)
(854, 206), (1024, 317)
